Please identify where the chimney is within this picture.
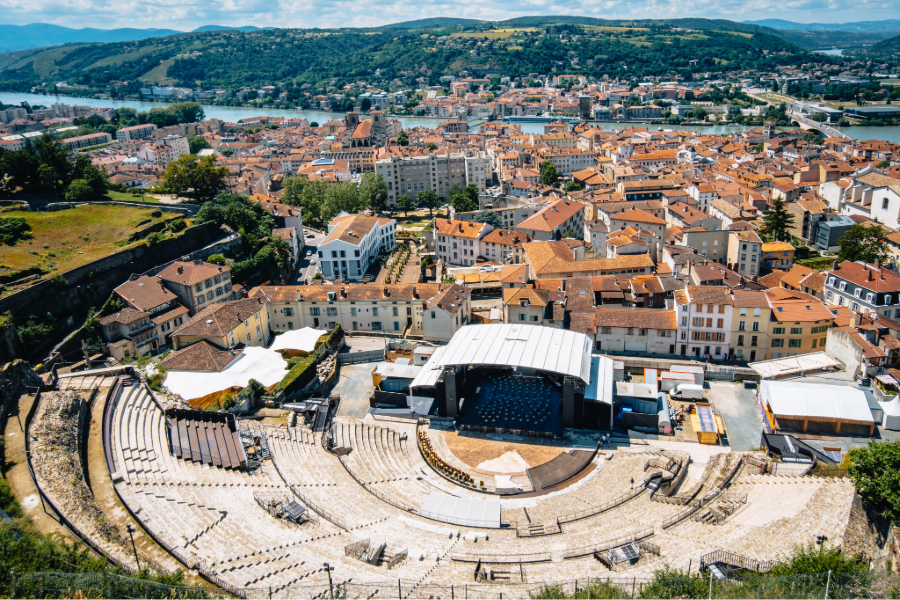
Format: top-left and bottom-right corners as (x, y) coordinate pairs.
(412, 287), (418, 299)
(177, 266), (184, 274)
(383, 286), (389, 297)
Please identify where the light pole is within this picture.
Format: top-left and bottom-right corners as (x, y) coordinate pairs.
(126, 524), (140, 570)
(324, 562), (333, 599)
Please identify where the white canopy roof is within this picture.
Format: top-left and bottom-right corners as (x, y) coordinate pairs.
(584, 355), (615, 404)
(269, 327), (326, 353)
(373, 362), (422, 379)
(761, 381), (874, 424)
(749, 352), (842, 379)
(430, 324), (593, 383)
(165, 346), (289, 401)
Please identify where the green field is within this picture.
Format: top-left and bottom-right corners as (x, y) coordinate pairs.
(141, 57), (177, 85)
(0, 205), (182, 276)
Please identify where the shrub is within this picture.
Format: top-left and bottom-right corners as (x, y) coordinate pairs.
(206, 253), (226, 265)
(0, 217), (31, 245)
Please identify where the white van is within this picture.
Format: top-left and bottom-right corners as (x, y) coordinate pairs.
(669, 383), (704, 401)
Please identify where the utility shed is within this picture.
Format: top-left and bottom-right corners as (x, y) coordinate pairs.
(760, 381), (876, 436)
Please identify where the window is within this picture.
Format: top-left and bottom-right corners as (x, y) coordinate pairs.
(827, 277), (835, 286)
(205, 279), (213, 289)
(790, 327), (802, 335)
(601, 327), (612, 334)
(207, 292), (214, 301)
(789, 339), (802, 348)
(246, 333), (251, 343)
(884, 198), (890, 210)
(244, 320), (249, 328)
(256, 325), (261, 335)
(706, 305), (713, 314)
(826, 290), (834, 301)
(887, 295), (893, 305)
(772, 328), (784, 336)
(394, 321), (400, 331)
(718, 305), (725, 314)
(310, 307), (320, 316)
(681, 317), (687, 326)
(854, 288), (862, 298)
(693, 317), (704, 327)
(866, 293), (874, 303)
(753, 308), (761, 317)
(518, 313), (525, 321)
(772, 339), (784, 347)
(640, 329), (648, 336)
(197, 295), (205, 304)
(658, 330), (669, 337)
(393, 307), (399, 316)
(254, 313), (259, 321)
(752, 321), (759, 332)
(750, 336), (758, 347)
(327, 307), (337, 316)
(717, 319), (724, 328)
(284, 307), (294, 317)
(706, 318), (713, 327)
(812, 339), (818, 349)
(740, 308), (747, 316)
(372, 308), (379, 316)
(194, 283), (203, 292)
(737, 335), (744, 346)
(431, 311), (436, 319)
(530, 315), (539, 322)
(738, 321), (746, 331)
(839, 282), (846, 291)
(372, 322), (382, 331)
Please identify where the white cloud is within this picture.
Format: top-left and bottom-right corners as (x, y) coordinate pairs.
(2, 0), (899, 30)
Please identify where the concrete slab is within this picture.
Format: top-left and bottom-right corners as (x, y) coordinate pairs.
(709, 381), (765, 452)
(333, 362), (379, 419)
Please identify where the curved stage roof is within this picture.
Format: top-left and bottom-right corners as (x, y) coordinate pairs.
(415, 324), (594, 384)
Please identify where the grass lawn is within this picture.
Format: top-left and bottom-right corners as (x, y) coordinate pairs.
(103, 190), (160, 203)
(0, 205), (186, 276)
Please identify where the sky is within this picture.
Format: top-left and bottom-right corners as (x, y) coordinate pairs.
(2, 0), (900, 31)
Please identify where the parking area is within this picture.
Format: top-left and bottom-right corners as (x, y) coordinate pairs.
(708, 381), (764, 452)
(333, 362), (379, 419)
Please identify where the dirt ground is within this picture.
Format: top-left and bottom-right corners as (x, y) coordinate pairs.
(3, 393), (77, 541)
(443, 430), (566, 475)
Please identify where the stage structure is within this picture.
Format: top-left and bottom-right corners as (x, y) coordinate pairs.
(409, 324), (614, 433)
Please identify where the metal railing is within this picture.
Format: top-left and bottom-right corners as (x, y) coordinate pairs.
(700, 549), (776, 573)
(557, 486), (646, 524)
(562, 528), (656, 559)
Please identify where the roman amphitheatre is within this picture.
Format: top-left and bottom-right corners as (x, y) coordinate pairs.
(12, 338), (885, 599)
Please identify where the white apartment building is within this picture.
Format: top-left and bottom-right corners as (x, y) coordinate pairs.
(60, 132), (112, 150)
(376, 151), (491, 206)
(317, 212), (396, 281)
(687, 183), (718, 210)
(828, 170), (900, 231)
(675, 285), (734, 359)
(136, 135), (190, 166)
(0, 107), (28, 123)
(116, 123), (157, 142)
(434, 218), (493, 267)
(253, 283), (471, 342)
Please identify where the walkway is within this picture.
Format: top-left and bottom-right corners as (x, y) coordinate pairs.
(2, 393), (75, 540)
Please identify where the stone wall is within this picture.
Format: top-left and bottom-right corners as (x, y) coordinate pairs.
(45, 201), (200, 216)
(0, 359), (41, 426)
(0, 222), (225, 361)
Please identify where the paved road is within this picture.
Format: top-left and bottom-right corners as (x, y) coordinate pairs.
(292, 228), (326, 285)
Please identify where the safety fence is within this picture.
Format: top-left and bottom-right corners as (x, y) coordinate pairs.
(337, 349), (385, 365)
(12, 570), (900, 599)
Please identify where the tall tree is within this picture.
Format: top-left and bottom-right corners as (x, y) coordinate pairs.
(837, 224), (888, 264)
(396, 194), (415, 217)
(358, 172), (388, 214)
(540, 161), (559, 187)
(473, 210), (502, 228)
(417, 189), (440, 217)
(159, 155), (228, 201)
(448, 184), (478, 213)
(396, 130), (409, 146)
(763, 198), (795, 242)
(847, 440), (900, 521)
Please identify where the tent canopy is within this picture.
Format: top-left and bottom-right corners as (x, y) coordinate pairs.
(270, 327), (327, 354)
(165, 346), (288, 401)
(761, 381), (874, 424)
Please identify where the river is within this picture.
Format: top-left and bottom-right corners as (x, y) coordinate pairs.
(814, 48), (845, 56)
(2, 91), (900, 142)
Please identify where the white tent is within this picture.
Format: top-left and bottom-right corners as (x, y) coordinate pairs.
(165, 346), (289, 400)
(270, 327), (326, 354)
(882, 396), (900, 431)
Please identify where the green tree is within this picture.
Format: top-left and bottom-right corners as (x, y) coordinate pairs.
(396, 194), (415, 217)
(196, 193), (275, 240)
(877, 159), (892, 169)
(809, 111), (828, 122)
(72, 156), (108, 194)
(425, 141), (438, 151)
(187, 134), (211, 154)
(358, 172), (388, 214)
(763, 198), (795, 242)
(565, 179), (583, 193)
(473, 210), (502, 228)
(322, 181), (363, 222)
(360, 97), (372, 111)
(848, 440), (900, 521)
(753, 141), (765, 153)
(448, 184), (479, 213)
(165, 101), (205, 123)
(837, 224), (888, 264)
(396, 130), (409, 146)
(0, 217), (31, 245)
(417, 189), (440, 216)
(159, 155), (228, 201)
(65, 179), (94, 202)
(540, 161), (558, 187)
(801, 132), (824, 145)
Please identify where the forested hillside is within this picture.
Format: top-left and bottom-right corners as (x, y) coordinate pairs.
(0, 22), (832, 94)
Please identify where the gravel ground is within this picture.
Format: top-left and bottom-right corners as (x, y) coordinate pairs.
(333, 362), (380, 419)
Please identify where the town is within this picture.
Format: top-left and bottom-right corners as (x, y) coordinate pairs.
(2, 16), (900, 600)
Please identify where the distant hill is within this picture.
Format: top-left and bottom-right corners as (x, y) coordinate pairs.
(0, 23), (265, 54)
(191, 25), (264, 33)
(745, 19), (900, 33)
(869, 34), (900, 55)
(380, 18), (485, 29)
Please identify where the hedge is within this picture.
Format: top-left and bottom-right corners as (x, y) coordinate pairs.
(274, 324), (342, 396)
